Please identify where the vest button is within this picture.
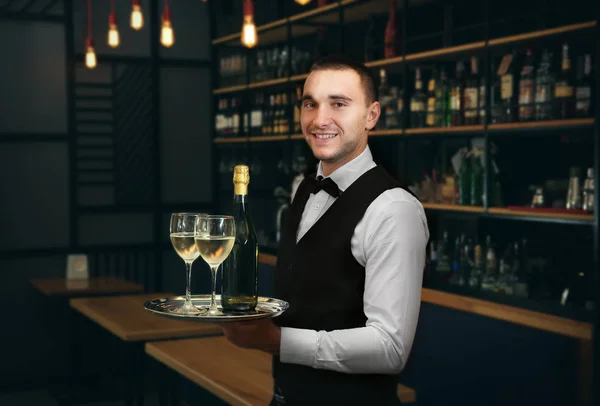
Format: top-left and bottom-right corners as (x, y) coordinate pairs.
(287, 264), (292, 271)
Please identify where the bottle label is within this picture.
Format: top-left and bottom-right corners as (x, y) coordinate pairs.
(497, 55), (513, 76)
(479, 86), (486, 118)
(428, 79), (435, 92)
(251, 110), (262, 127)
(411, 99), (425, 112)
(501, 75), (513, 99)
(450, 88), (461, 112)
(576, 87), (591, 113)
(555, 85), (574, 98)
(426, 98), (436, 126)
(464, 88), (478, 118)
(519, 79), (535, 119)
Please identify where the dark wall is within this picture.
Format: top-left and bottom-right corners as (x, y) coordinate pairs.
(0, 0), (212, 388)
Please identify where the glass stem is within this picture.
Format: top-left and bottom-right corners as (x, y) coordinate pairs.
(185, 261), (193, 308)
(209, 265), (219, 314)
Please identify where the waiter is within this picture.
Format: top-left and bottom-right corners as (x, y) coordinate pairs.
(222, 55), (429, 405)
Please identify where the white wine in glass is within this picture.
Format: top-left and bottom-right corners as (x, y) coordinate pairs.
(194, 215), (235, 316)
(170, 213), (205, 314)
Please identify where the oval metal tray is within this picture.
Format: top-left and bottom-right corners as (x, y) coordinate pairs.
(144, 295), (289, 323)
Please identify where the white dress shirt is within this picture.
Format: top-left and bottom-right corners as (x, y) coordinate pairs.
(280, 146), (429, 375)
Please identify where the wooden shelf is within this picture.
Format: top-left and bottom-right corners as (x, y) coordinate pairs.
(488, 118), (594, 131)
(488, 21), (597, 46)
(256, 254), (592, 340)
(370, 128), (403, 136)
(488, 207), (594, 222)
(421, 288), (592, 340)
(247, 77), (288, 89)
(248, 135), (289, 142)
(213, 84), (247, 95)
(290, 73), (309, 82)
(405, 125), (484, 135)
(365, 56), (404, 69)
(214, 137), (249, 144)
(290, 134), (304, 140)
(422, 203), (485, 213)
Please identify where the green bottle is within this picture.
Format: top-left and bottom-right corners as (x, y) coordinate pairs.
(222, 165), (259, 312)
(458, 149), (471, 205)
(471, 148), (484, 206)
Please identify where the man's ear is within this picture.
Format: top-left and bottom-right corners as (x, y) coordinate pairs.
(366, 101), (381, 131)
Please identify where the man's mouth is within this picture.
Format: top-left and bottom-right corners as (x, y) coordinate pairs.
(312, 133), (338, 139)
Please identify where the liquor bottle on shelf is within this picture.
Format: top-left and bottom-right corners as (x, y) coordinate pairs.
(384, 0), (397, 59)
(554, 43), (575, 119)
(468, 244), (483, 289)
(518, 47), (535, 121)
(215, 99), (225, 138)
(231, 97), (240, 136)
(575, 54), (592, 117)
(378, 69), (396, 129)
(410, 68), (427, 128)
(223, 98), (233, 137)
(458, 148), (471, 205)
(481, 240), (498, 292)
(273, 94), (282, 136)
(313, 26), (327, 64)
(450, 61), (465, 126)
(294, 86), (302, 133)
(566, 166), (582, 210)
(498, 50), (518, 123)
(222, 165), (259, 312)
(280, 93), (290, 135)
(470, 148), (484, 206)
(490, 58), (502, 124)
(435, 66), (450, 127)
(582, 167), (594, 213)
(250, 93), (263, 137)
(534, 49), (554, 121)
(436, 231), (452, 283)
(464, 56), (480, 125)
(426, 68), (438, 127)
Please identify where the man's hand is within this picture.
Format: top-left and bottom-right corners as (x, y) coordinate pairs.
(221, 319), (281, 355)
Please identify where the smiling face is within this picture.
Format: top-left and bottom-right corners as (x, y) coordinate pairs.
(300, 68), (380, 176)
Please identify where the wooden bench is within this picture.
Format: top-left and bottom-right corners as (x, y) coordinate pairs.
(146, 336), (416, 405)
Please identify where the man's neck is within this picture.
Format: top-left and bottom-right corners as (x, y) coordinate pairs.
(321, 145), (368, 177)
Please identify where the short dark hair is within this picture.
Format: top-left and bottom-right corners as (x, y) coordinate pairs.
(309, 55), (378, 105)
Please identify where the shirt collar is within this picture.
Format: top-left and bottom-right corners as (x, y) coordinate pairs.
(316, 146), (375, 193)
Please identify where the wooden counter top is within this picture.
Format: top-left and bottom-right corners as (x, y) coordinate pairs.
(146, 336), (416, 405)
(30, 277), (144, 297)
(258, 254), (593, 340)
(69, 293), (222, 342)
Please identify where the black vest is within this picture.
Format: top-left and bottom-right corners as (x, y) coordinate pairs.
(273, 165), (404, 405)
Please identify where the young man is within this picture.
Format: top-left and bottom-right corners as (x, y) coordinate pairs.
(222, 56), (429, 405)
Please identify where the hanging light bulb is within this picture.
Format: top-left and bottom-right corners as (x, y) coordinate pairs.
(86, 37), (97, 69)
(295, 0), (312, 5)
(85, 0), (96, 69)
(241, 0), (257, 48)
(107, 0), (120, 48)
(160, 0), (174, 47)
(130, 0), (144, 30)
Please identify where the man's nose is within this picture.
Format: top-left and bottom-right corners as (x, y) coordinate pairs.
(312, 105), (333, 128)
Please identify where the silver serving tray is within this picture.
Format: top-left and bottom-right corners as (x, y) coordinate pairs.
(144, 294), (289, 323)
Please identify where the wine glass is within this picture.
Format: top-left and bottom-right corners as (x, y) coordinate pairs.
(170, 213), (206, 314)
(194, 215), (236, 316)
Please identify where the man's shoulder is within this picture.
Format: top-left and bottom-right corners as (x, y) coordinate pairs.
(365, 187), (428, 233)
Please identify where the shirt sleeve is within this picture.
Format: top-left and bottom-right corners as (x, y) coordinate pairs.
(279, 198), (428, 374)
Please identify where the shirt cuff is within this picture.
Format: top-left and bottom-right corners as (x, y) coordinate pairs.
(279, 327), (318, 367)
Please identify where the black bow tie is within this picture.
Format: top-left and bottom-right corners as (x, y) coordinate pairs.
(308, 175), (341, 198)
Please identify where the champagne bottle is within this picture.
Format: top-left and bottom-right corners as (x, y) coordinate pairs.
(222, 165), (259, 312)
